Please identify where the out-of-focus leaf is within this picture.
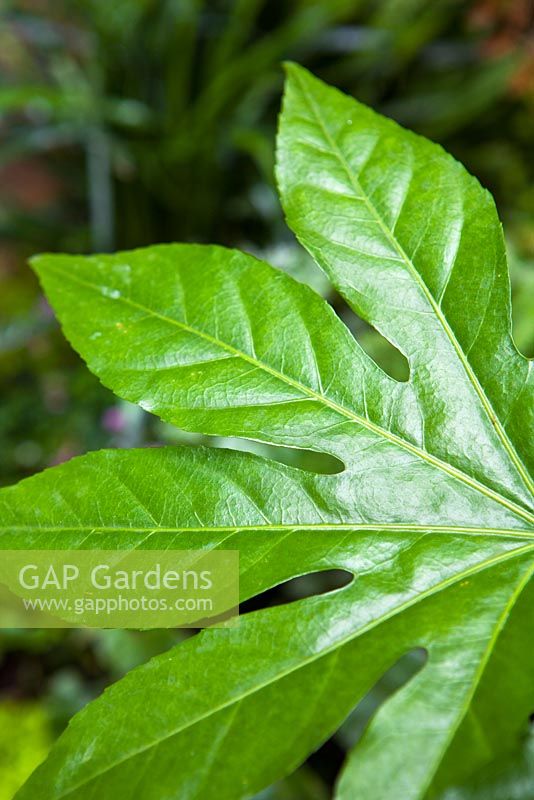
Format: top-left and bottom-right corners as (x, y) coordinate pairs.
(0, 702), (51, 800)
(440, 732), (534, 800)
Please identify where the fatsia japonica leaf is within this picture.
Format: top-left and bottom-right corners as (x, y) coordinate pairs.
(440, 731), (534, 800)
(2, 65), (532, 800)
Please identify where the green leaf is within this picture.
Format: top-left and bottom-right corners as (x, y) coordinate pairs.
(277, 63), (532, 508)
(4, 449), (534, 800)
(5, 65), (533, 799)
(0, 701), (51, 800)
(438, 730), (534, 800)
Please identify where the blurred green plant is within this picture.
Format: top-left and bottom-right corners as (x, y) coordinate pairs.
(0, 701), (51, 799)
(1, 0), (533, 252)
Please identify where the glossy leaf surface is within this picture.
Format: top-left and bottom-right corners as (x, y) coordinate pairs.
(3, 65), (532, 799)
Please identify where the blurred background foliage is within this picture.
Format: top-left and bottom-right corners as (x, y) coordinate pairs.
(0, 0), (533, 795)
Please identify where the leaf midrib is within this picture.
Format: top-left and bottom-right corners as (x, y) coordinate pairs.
(288, 67), (533, 502)
(38, 262), (534, 525)
(48, 541), (534, 800)
(3, 524), (534, 539)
